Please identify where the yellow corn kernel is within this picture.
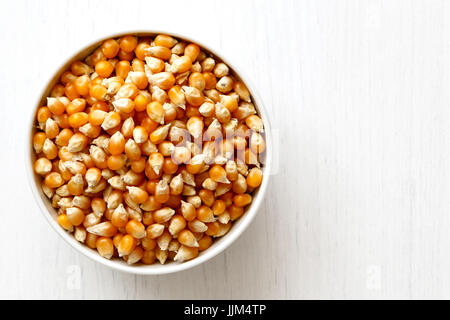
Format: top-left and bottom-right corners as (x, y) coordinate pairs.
(118, 234), (137, 257)
(247, 167), (263, 188)
(57, 214), (74, 232)
(149, 124), (170, 144)
(154, 34), (177, 48)
(96, 237), (114, 259)
(125, 219), (146, 239)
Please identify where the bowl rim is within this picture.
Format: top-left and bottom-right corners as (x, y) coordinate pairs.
(25, 29), (273, 275)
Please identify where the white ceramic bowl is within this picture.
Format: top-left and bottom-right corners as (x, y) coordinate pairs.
(26, 31), (272, 275)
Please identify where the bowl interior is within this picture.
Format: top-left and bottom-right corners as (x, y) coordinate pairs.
(27, 31), (272, 274)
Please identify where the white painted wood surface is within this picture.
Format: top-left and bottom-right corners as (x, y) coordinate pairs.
(1, 0), (450, 299)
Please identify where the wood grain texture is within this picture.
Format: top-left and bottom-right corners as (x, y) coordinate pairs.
(1, 0), (450, 299)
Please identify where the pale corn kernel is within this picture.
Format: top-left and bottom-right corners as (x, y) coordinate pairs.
(155, 248), (168, 264)
(202, 178), (218, 191)
(67, 133), (88, 153)
(158, 141), (174, 156)
(148, 72), (175, 90)
(149, 152), (164, 175)
(157, 231), (172, 250)
(172, 42), (186, 55)
(143, 57), (163, 74)
(126, 186), (148, 204)
(245, 114), (264, 133)
(172, 146), (191, 164)
(34, 158), (52, 176)
(215, 222), (232, 237)
(186, 195), (202, 208)
(153, 207), (175, 224)
(199, 101), (215, 117)
(112, 98), (135, 113)
(213, 63), (229, 78)
(168, 240), (180, 252)
(216, 76), (233, 93)
(223, 118), (238, 137)
(101, 168), (115, 180)
(174, 245), (199, 262)
(121, 117), (135, 138)
(43, 139), (58, 159)
(78, 123), (101, 139)
(114, 83), (138, 100)
(106, 190), (123, 209)
(62, 161), (86, 175)
(178, 229), (199, 247)
(214, 183), (232, 197)
(122, 169), (144, 186)
(56, 184), (70, 197)
(186, 116), (203, 139)
(124, 139), (141, 161)
(232, 173), (247, 194)
(42, 184), (54, 199)
(85, 167), (102, 188)
(108, 175), (126, 190)
(127, 247), (144, 265)
(225, 160), (238, 182)
(234, 102), (256, 120)
(169, 173), (184, 195)
(181, 86), (204, 106)
(191, 61), (202, 73)
(201, 57), (215, 72)
(155, 179), (170, 202)
(168, 215), (186, 236)
(57, 197), (73, 210)
(215, 103), (231, 123)
(188, 219), (208, 233)
(181, 200), (197, 221)
(72, 195), (90, 210)
(234, 81), (251, 102)
(74, 226), (87, 243)
(250, 132), (266, 154)
(85, 178), (107, 193)
(124, 192), (141, 212)
(101, 111), (121, 131)
(141, 139), (158, 155)
(83, 213), (101, 229)
(147, 223), (165, 239)
(86, 221), (117, 237)
(45, 118), (60, 139)
(127, 206), (142, 221)
(170, 55), (192, 73)
(218, 211), (231, 224)
(169, 126), (187, 144)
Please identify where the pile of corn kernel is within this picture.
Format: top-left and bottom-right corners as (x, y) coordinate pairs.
(32, 34), (265, 265)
